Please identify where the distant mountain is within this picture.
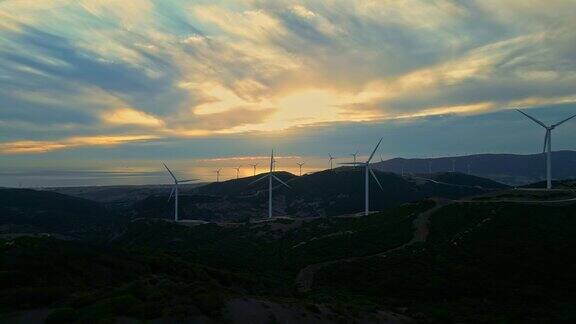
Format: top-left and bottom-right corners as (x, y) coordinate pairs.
(373, 150), (576, 185)
(135, 169), (507, 221)
(0, 189), (113, 237)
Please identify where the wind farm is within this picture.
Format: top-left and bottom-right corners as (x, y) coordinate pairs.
(1, 1), (576, 322)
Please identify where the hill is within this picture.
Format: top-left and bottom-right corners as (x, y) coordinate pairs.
(134, 169), (506, 221)
(0, 237), (258, 322)
(2, 187), (575, 322)
(312, 200), (576, 323)
(115, 201), (434, 275)
(45, 183), (204, 207)
(0, 189), (114, 238)
(374, 150), (576, 186)
(522, 178), (576, 189)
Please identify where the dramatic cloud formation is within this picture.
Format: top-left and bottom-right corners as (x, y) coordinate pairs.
(0, 0), (575, 181)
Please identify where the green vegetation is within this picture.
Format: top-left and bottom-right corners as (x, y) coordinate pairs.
(314, 202), (576, 323)
(1, 187), (574, 322)
(0, 189), (118, 241)
(0, 237), (253, 321)
(114, 200), (433, 276)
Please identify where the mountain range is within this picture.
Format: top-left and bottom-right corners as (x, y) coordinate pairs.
(374, 150), (576, 185)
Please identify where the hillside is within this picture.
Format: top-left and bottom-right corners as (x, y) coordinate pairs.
(0, 189), (114, 238)
(312, 200), (576, 323)
(0, 237), (258, 322)
(373, 150), (576, 186)
(46, 183), (204, 206)
(1, 187), (575, 322)
(134, 169), (506, 221)
(522, 178), (576, 189)
(115, 201), (434, 276)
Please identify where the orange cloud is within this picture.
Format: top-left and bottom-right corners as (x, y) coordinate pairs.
(0, 134), (159, 154)
(101, 107), (164, 127)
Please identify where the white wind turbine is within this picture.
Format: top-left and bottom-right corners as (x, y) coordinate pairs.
(328, 154), (335, 170)
(249, 163), (258, 176)
(297, 162), (305, 176)
(351, 151), (359, 164)
(215, 168), (222, 182)
(250, 150), (291, 219)
(163, 163), (198, 222)
(234, 166), (241, 179)
(340, 138), (384, 216)
(517, 109), (576, 189)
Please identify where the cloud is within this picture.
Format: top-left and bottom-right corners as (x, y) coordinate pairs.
(101, 107), (164, 127)
(0, 0), (575, 156)
(0, 135), (160, 154)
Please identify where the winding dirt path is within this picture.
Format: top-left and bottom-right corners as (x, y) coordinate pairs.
(295, 199), (449, 293)
(295, 192), (576, 292)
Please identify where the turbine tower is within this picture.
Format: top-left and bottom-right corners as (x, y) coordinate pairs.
(341, 138), (384, 216)
(249, 150), (291, 218)
(328, 154), (335, 170)
(234, 166), (241, 179)
(297, 162), (305, 176)
(215, 168), (222, 182)
(163, 163), (198, 222)
(517, 109), (576, 189)
(249, 163), (258, 176)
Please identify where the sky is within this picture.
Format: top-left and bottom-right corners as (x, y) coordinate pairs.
(1, 0), (576, 186)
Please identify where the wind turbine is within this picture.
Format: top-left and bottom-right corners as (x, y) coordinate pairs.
(163, 163), (198, 222)
(351, 151), (359, 164)
(340, 138), (384, 216)
(249, 163), (258, 176)
(249, 150), (291, 218)
(517, 109), (576, 189)
(234, 166), (241, 179)
(215, 168), (222, 182)
(297, 162), (305, 176)
(328, 154), (335, 170)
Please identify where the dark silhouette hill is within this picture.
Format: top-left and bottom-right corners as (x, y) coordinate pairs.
(373, 150), (576, 185)
(0, 189), (113, 236)
(134, 169), (507, 221)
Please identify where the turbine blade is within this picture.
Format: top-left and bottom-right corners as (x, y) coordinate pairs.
(370, 168), (384, 191)
(339, 162), (364, 165)
(516, 109), (547, 128)
(249, 175), (269, 186)
(273, 174), (291, 188)
(163, 163), (177, 181)
(367, 137), (384, 163)
(552, 113), (576, 127)
(168, 187), (175, 202)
